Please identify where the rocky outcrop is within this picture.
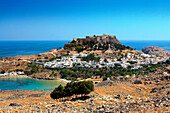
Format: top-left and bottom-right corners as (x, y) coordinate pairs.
(142, 46), (170, 57)
(64, 34), (121, 50)
(9, 103), (22, 106)
(96, 79), (116, 87)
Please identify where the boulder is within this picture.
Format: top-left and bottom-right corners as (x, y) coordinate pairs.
(9, 103), (22, 106)
(96, 80), (115, 87)
(134, 80), (142, 84)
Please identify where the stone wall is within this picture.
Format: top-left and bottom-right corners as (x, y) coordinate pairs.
(64, 34), (121, 49)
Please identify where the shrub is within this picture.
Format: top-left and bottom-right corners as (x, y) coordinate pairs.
(0, 70), (5, 74)
(50, 81), (94, 99)
(50, 85), (64, 99)
(103, 76), (107, 81)
(54, 73), (57, 77)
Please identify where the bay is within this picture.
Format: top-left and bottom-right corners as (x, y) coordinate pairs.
(0, 78), (65, 91)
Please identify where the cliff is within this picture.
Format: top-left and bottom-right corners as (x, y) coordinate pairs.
(142, 46), (170, 57)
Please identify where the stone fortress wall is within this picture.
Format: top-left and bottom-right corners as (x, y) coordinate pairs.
(64, 34), (121, 49)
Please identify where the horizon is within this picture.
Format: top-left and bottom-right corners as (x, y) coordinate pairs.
(0, 0), (170, 40)
(0, 39), (170, 59)
(1, 39), (170, 41)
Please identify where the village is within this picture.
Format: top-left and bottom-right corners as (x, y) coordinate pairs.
(0, 48), (169, 82)
(43, 52), (169, 70)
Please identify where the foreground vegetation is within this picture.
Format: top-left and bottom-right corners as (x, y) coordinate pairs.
(50, 81), (94, 100)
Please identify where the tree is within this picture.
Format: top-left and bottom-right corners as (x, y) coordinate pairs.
(64, 82), (74, 97)
(52, 70), (54, 74)
(73, 82), (80, 96)
(103, 76), (107, 81)
(50, 81), (94, 100)
(31, 66), (38, 73)
(0, 70), (5, 74)
(85, 81), (94, 92)
(54, 73), (57, 77)
(50, 85), (64, 99)
(117, 58), (121, 61)
(96, 57), (100, 62)
(76, 46), (84, 53)
(125, 53), (127, 57)
(79, 83), (91, 96)
(166, 59), (170, 64)
(104, 58), (108, 63)
(115, 63), (121, 67)
(67, 51), (70, 55)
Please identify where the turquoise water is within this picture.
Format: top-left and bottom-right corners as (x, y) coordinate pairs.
(0, 40), (170, 58)
(0, 78), (65, 91)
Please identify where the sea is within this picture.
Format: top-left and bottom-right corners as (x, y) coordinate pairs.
(0, 40), (170, 58)
(0, 40), (170, 90)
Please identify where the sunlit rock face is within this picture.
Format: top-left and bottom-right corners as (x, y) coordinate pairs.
(64, 34), (121, 50)
(142, 46), (170, 57)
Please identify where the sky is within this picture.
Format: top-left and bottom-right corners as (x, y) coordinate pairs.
(0, 0), (169, 40)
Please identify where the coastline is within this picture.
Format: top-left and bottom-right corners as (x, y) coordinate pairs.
(0, 76), (67, 91)
(0, 75), (30, 79)
(56, 79), (69, 84)
(0, 75), (67, 84)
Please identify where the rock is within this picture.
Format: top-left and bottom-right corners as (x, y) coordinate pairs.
(134, 80), (142, 84)
(163, 104), (169, 107)
(78, 100), (85, 103)
(51, 104), (55, 107)
(144, 82), (148, 85)
(114, 94), (122, 99)
(142, 46), (170, 57)
(150, 88), (159, 93)
(9, 103), (22, 106)
(96, 80), (115, 87)
(27, 93), (44, 97)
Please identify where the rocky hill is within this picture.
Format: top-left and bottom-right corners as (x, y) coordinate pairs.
(142, 46), (170, 57)
(64, 34), (133, 52)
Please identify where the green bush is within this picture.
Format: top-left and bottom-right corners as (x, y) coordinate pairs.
(0, 70), (5, 74)
(50, 85), (64, 99)
(50, 81), (94, 99)
(54, 73), (58, 77)
(103, 76), (107, 81)
(82, 53), (100, 62)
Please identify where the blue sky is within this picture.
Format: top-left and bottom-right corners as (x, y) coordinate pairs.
(0, 0), (169, 40)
